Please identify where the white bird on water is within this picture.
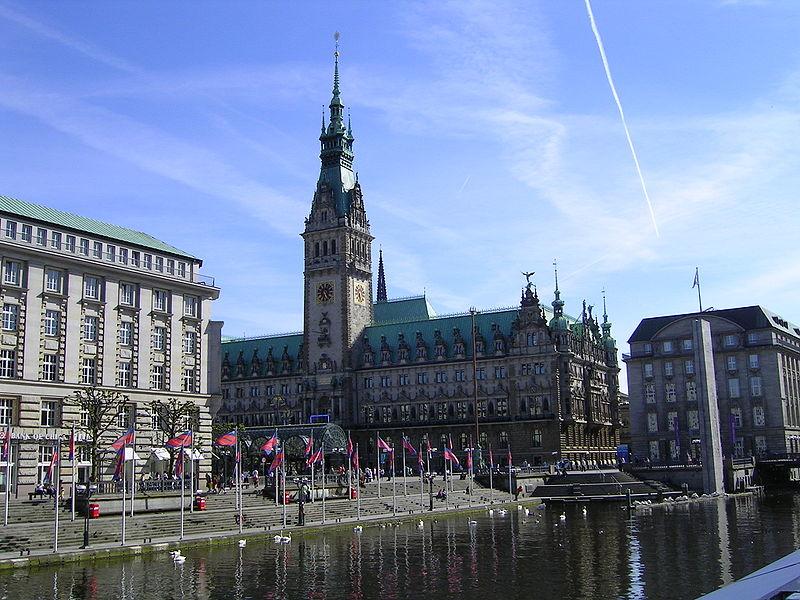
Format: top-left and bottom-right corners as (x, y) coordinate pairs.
(279, 534), (292, 544)
(488, 509), (494, 516)
(417, 520), (424, 529)
(468, 519), (477, 526)
(582, 507), (588, 517)
(169, 550), (182, 558)
(353, 525), (363, 533)
(238, 539), (247, 548)
(559, 513), (567, 522)
(174, 554), (186, 564)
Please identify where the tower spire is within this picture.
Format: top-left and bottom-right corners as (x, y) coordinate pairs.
(377, 248), (387, 303)
(328, 31), (344, 131)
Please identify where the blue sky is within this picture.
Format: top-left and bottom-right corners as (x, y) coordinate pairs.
(2, 1), (800, 390)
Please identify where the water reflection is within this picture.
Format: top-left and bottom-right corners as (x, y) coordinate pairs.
(3, 495), (800, 599)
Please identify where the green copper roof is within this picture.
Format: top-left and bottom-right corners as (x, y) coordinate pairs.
(221, 332), (304, 377)
(373, 296), (437, 325)
(0, 195), (196, 260)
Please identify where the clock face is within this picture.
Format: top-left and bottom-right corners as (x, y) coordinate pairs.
(354, 283), (367, 305)
(316, 282), (334, 304)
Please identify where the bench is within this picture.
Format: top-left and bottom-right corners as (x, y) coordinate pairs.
(28, 490), (46, 501)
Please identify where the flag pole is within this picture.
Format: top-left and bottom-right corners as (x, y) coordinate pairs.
(443, 447), (449, 510)
(321, 445), (326, 525)
(281, 451), (287, 529)
(310, 436), (315, 504)
(179, 445), (185, 540)
(274, 450), (279, 507)
(53, 438), (59, 553)
(236, 434), (242, 534)
(130, 425), (135, 518)
(121, 444), (127, 546)
(489, 443), (494, 504)
(347, 430), (352, 503)
(391, 445), (396, 516)
(401, 432), (407, 496)
(189, 429), (194, 514)
(355, 443), (361, 520)
(507, 444), (513, 501)
(4, 423), (11, 527)
(419, 438), (424, 504)
(70, 423), (76, 522)
(376, 430), (381, 499)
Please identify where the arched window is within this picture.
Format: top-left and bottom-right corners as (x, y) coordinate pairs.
(488, 401), (495, 416)
(331, 239), (337, 254)
(448, 403), (455, 417)
(323, 240), (328, 256)
(314, 242), (320, 258)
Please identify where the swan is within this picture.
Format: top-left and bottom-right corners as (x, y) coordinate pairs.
(174, 555), (186, 564)
(468, 519), (477, 525)
(517, 505), (523, 511)
(582, 507), (588, 517)
(353, 525), (363, 533)
(417, 520), (424, 529)
(238, 539), (247, 548)
(273, 534), (282, 543)
(524, 508), (530, 516)
(169, 550), (182, 558)
(279, 534), (292, 544)
(559, 513), (567, 521)
(487, 509), (494, 516)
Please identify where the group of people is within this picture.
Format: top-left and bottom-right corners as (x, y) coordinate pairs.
(204, 469), (261, 494)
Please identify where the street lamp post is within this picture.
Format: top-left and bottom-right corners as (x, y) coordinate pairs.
(470, 307), (481, 470)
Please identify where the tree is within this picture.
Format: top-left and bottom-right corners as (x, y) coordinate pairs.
(150, 398), (198, 477)
(64, 386), (130, 482)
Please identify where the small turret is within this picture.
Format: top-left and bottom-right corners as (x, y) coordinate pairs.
(549, 259), (568, 331)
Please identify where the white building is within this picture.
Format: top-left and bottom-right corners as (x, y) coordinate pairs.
(0, 195), (221, 493)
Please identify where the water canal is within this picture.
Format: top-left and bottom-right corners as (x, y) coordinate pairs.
(2, 492), (799, 600)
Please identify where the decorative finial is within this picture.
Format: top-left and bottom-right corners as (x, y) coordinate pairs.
(334, 31), (340, 54)
(602, 288), (608, 320)
(321, 107), (326, 133)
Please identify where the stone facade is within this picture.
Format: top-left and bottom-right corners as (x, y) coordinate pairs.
(624, 306), (800, 465)
(214, 51), (622, 470)
(0, 197), (221, 492)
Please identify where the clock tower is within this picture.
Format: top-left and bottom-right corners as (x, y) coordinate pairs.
(302, 46), (373, 421)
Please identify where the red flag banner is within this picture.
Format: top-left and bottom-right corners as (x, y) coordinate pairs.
(268, 449), (284, 475)
(261, 431), (279, 455)
(304, 434), (314, 457)
(402, 436), (417, 456)
(111, 428), (135, 451)
(215, 430), (237, 446)
(377, 436), (392, 452)
(165, 431), (193, 448)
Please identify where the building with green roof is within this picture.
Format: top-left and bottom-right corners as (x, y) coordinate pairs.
(217, 49), (622, 471)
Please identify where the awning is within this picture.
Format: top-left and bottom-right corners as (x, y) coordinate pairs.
(150, 448), (170, 461)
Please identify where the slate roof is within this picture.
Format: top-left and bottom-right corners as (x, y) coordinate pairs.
(627, 305), (800, 343)
(373, 295), (436, 325)
(0, 195), (196, 260)
(222, 332), (303, 370)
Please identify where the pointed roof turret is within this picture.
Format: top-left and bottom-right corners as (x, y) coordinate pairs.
(549, 259), (568, 331)
(377, 248), (388, 303)
(601, 289), (616, 350)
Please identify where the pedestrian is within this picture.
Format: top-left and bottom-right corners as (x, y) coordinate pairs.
(206, 472), (212, 490)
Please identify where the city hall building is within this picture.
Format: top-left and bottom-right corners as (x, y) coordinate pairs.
(216, 52), (622, 469)
(0, 195), (220, 493)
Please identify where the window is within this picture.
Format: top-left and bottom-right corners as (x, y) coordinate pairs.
(119, 321), (132, 346)
(79, 238), (89, 255)
(682, 339), (693, 351)
(50, 232), (62, 250)
(667, 411), (678, 431)
(494, 366), (507, 379)
(645, 383), (655, 404)
(436, 403), (447, 420)
(363, 377), (374, 389)
(726, 356), (737, 371)
(416, 372), (428, 384)
(177, 262), (186, 278)
(81, 358), (96, 384)
(107, 245), (116, 262)
(664, 362), (674, 377)
(4, 220), (16, 239)
(688, 410), (699, 431)
(647, 413), (658, 433)
(1, 304), (17, 331)
(455, 370), (465, 382)
(166, 259), (175, 275)
(2, 261), (21, 286)
(662, 341), (673, 353)
(753, 405), (765, 427)
(723, 334), (738, 348)
(280, 383), (289, 395)
(116, 406), (130, 428)
(83, 316), (98, 342)
(435, 371), (447, 383)
(65, 235), (75, 252)
(0, 351), (14, 379)
(117, 362), (132, 387)
(476, 367), (486, 380)
(42, 354), (57, 382)
(499, 431), (509, 445)
(643, 363), (654, 378)
(35, 228), (47, 246)
(183, 296), (198, 317)
(151, 365), (164, 390)
(44, 269), (63, 294)
(119, 283), (135, 306)
(0, 399), (12, 426)
(92, 241), (103, 258)
(143, 254), (152, 270)
(728, 378), (741, 399)
(733, 437), (744, 458)
(153, 290), (168, 312)
(685, 360), (694, 375)
(37, 445), (54, 484)
(398, 374), (409, 386)
(44, 310), (60, 336)
(755, 435), (767, 455)
(183, 330), (196, 354)
(119, 248), (128, 265)
(750, 376), (762, 397)
(83, 276), (100, 300)
(155, 256), (164, 272)
(731, 407), (742, 428)
(496, 398), (508, 416)
(380, 376), (392, 388)
(666, 383), (676, 402)
(21, 224), (31, 242)
(532, 429), (542, 448)
(182, 369), (196, 392)
(152, 326), (166, 351)
(747, 332), (759, 345)
(40, 400), (58, 426)
(686, 381), (697, 401)
(643, 342), (652, 354)
(749, 354), (760, 370)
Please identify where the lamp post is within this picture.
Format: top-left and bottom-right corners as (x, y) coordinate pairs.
(469, 307), (481, 470)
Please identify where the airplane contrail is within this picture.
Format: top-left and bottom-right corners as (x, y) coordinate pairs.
(585, 0), (660, 237)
